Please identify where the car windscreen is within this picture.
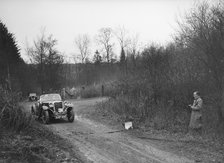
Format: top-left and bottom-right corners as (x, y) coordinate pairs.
(40, 94), (62, 101)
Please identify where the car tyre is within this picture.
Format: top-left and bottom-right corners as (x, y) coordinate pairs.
(42, 110), (50, 124)
(31, 107), (36, 120)
(67, 110), (74, 122)
(31, 107), (35, 115)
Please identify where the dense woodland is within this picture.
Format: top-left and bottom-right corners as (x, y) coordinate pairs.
(1, 2), (224, 137)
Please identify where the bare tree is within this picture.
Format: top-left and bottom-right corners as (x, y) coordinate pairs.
(127, 33), (140, 68)
(128, 33), (139, 56)
(26, 30), (63, 92)
(114, 26), (130, 64)
(115, 26), (130, 50)
(96, 28), (114, 63)
(75, 34), (91, 63)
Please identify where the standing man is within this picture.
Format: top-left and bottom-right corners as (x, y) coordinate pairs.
(188, 91), (203, 135)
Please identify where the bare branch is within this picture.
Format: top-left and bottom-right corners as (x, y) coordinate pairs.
(96, 28), (114, 63)
(75, 34), (91, 63)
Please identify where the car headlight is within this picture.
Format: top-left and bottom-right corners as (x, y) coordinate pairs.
(42, 106), (48, 110)
(65, 102), (73, 107)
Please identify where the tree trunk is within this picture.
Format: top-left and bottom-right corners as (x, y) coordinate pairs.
(220, 91), (224, 122)
(40, 52), (43, 94)
(7, 64), (11, 91)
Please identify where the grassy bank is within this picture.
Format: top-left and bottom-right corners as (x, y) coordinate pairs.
(0, 90), (33, 131)
(0, 124), (82, 163)
(95, 96), (224, 142)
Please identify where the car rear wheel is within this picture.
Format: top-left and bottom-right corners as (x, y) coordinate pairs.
(31, 107), (35, 115)
(31, 107), (37, 120)
(42, 110), (50, 124)
(67, 110), (74, 122)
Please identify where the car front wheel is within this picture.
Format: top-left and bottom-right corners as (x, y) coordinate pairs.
(67, 110), (74, 122)
(31, 107), (35, 115)
(42, 110), (50, 124)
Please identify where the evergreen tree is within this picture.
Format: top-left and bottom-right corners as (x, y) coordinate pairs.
(120, 47), (126, 64)
(0, 20), (23, 90)
(93, 50), (102, 65)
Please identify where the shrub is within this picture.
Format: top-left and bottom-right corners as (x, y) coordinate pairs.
(0, 90), (33, 131)
(77, 82), (118, 99)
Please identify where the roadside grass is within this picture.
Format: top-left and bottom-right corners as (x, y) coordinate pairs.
(95, 95), (224, 141)
(94, 97), (185, 130)
(0, 90), (33, 132)
(0, 123), (82, 163)
(94, 97), (224, 145)
(80, 82), (117, 99)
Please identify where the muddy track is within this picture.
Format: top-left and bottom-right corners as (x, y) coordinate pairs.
(24, 98), (194, 163)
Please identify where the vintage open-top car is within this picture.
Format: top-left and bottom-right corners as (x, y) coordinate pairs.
(31, 93), (74, 124)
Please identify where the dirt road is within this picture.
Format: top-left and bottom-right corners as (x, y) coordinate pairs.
(24, 98), (194, 163)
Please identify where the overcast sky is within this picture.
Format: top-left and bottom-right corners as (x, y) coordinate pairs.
(0, 0), (197, 62)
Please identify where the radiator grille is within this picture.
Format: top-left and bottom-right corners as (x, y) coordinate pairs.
(54, 102), (63, 112)
(42, 103), (49, 107)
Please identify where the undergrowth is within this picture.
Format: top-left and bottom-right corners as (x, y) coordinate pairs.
(0, 90), (33, 132)
(97, 95), (224, 142)
(80, 82), (117, 99)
